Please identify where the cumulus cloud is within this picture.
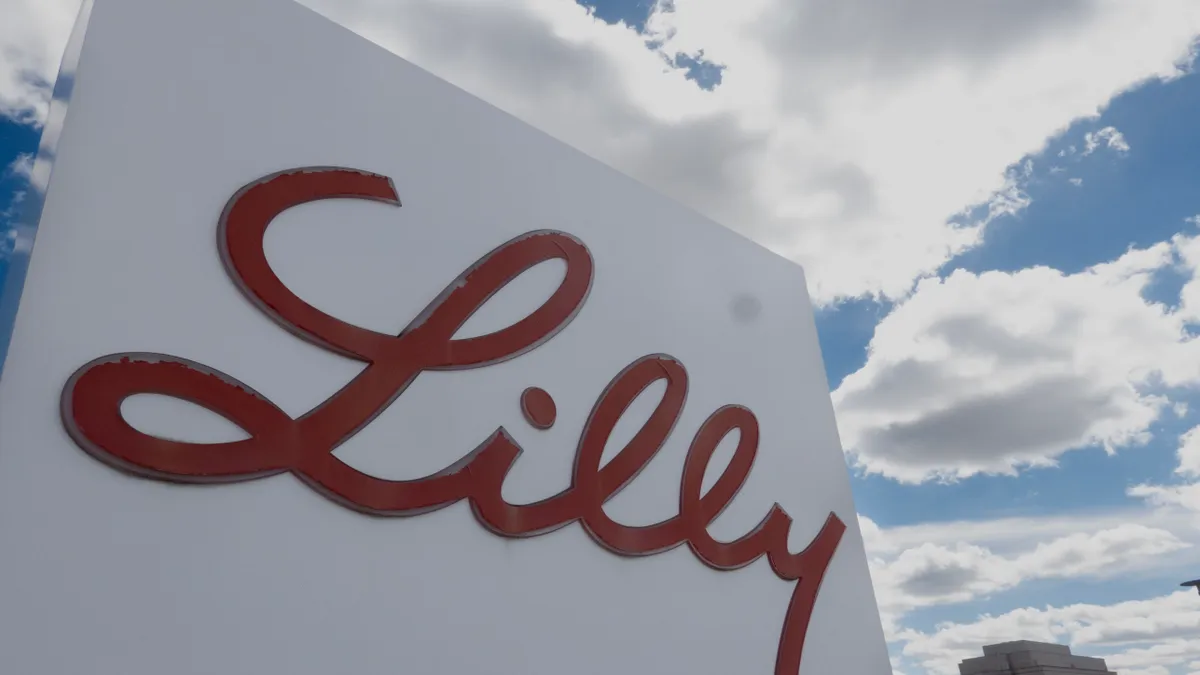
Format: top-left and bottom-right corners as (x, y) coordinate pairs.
(873, 541), (1022, 607)
(5, 153), (33, 181)
(1129, 422), (1200, 515)
(0, 222), (17, 261)
(4, 0), (1200, 302)
(634, 0), (1198, 299)
(1082, 126), (1132, 155)
(0, 0), (76, 124)
(897, 591), (1200, 675)
(868, 520), (1189, 617)
(1174, 425), (1200, 478)
(834, 233), (1200, 483)
(0, 153), (35, 261)
(1122, 668), (1171, 675)
(860, 509), (1199, 559)
(1127, 364), (1200, 514)
(1176, 227), (1200, 323)
(1132, 481), (1200, 512)
(859, 511), (1197, 659)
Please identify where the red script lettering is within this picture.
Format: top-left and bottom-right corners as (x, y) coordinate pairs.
(60, 166), (846, 675)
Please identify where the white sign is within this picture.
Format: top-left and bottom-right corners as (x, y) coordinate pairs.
(0, 0), (891, 673)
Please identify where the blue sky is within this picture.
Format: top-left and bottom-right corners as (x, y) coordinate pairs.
(0, 117), (38, 375)
(4, 0), (1200, 674)
(576, 0), (1200, 523)
(845, 77), (1200, 527)
(858, 70), (1200, 666)
(817, 44), (1200, 675)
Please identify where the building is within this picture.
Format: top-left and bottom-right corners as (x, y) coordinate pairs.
(959, 641), (1117, 675)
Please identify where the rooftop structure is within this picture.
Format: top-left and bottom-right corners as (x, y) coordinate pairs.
(958, 641), (1116, 675)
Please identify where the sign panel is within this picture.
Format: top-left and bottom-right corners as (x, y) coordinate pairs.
(0, 0), (891, 673)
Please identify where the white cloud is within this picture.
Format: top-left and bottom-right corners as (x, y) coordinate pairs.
(872, 541), (1022, 607)
(1083, 126), (1132, 155)
(1175, 425), (1200, 478)
(5, 153), (33, 181)
(1108, 643), (1200, 675)
(1020, 525), (1189, 577)
(1, 153), (35, 261)
(1120, 668), (1171, 675)
(898, 591), (1200, 675)
(867, 519), (1189, 618)
(867, 403), (1200, 673)
(1129, 423), (1200, 514)
(860, 508), (1199, 559)
(1175, 230), (1200, 323)
(4, 0), (1200, 303)
(1068, 176), (1084, 186)
(857, 512), (889, 554)
(859, 510), (1198, 658)
(1128, 383), (1200, 515)
(834, 233), (1200, 483)
(1131, 481), (1200, 512)
(0, 0), (77, 125)
(0, 223), (16, 261)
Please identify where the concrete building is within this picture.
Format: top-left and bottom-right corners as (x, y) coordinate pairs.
(958, 641), (1117, 675)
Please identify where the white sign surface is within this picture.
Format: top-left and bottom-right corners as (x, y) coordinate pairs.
(0, 0), (891, 673)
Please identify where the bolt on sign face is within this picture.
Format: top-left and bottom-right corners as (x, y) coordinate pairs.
(0, 0), (891, 673)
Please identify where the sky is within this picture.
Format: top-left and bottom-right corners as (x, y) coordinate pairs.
(2, 0), (1200, 673)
